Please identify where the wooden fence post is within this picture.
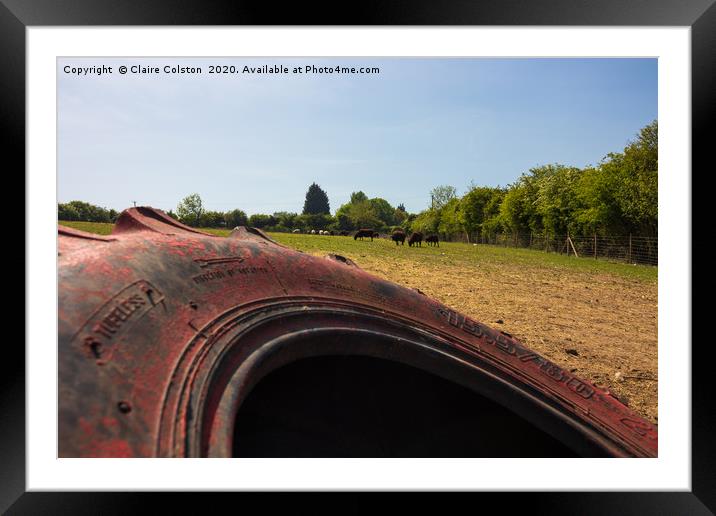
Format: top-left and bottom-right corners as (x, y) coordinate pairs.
(567, 235), (579, 258)
(594, 233), (597, 259)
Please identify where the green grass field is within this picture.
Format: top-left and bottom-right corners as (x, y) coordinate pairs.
(60, 221), (115, 235)
(272, 232), (656, 283)
(59, 220), (656, 282)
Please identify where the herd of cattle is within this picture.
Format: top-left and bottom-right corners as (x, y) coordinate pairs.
(291, 227), (439, 247)
(383, 229), (439, 247)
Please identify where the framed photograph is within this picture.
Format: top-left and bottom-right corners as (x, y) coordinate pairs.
(7, 0), (711, 512)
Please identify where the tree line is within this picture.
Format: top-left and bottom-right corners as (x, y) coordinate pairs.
(409, 120), (657, 240)
(57, 201), (119, 223)
(58, 120), (656, 239)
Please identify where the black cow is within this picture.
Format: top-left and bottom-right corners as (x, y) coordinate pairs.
(354, 229), (375, 241)
(408, 232), (424, 247)
(391, 230), (406, 245)
(425, 234), (439, 247)
(339, 230), (350, 236)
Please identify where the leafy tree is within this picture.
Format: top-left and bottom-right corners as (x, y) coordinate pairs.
(459, 186), (506, 241)
(410, 209), (440, 234)
(499, 165), (561, 235)
(334, 202), (354, 229)
(335, 192), (386, 230)
(58, 204), (76, 221)
(574, 163), (630, 235)
(350, 191), (368, 204)
(499, 182), (535, 234)
(394, 206), (408, 225)
(430, 185), (457, 210)
(535, 165), (583, 236)
(272, 212), (299, 229)
(199, 210), (226, 228)
(401, 213), (417, 232)
(572, 120), (657, 236)
(347, 200), (381, 229)
(297, 213), (333, 231)
(176, 193), (204, 227)
(461, 187), (493, 237)
(438, 198), (463, 236)
(224, 209), (248, 228)
(248, 214), (276, 228)
(481, 189), (506, 238)
(58, 203), (80, 221)
(369, 198), (396, 227)
(334, 211), (353, 231)
(612, 120), (658, 235)
(58, 201), (113, 222)
(303, 183), (330, 215)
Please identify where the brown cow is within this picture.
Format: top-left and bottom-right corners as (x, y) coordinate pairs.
(391, 229), (406, 245)
(425, 234), (439, 247)
(354, 229), (375, 241)
(408, 232), (424, 247)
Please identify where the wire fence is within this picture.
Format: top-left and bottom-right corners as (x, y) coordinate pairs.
(439, 232), (658, 266)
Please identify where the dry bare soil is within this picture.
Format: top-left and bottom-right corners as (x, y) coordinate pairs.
(60, 221), (658, 424)
(269, 233), (658, 425)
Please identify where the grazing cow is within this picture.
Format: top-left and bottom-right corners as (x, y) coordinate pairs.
(408, 232), (424, 247)
(354, 229), (375, 241)
(339, 230), (349, 236)
(391, 229), (406, 245)
(425, 234), (439, 247)
(327, 230), (335, 236)
(310, 229), (316, 235)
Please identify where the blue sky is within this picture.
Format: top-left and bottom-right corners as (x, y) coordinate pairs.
(57, 58), (657, 215)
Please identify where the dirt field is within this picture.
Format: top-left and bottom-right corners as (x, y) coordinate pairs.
(59, 221), (658, 423)
(268, 233), (659, 425)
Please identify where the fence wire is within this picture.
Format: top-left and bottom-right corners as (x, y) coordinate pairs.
(439, 232), (657, 266)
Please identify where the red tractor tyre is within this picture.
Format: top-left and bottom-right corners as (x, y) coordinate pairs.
(58, 207), (657, 458)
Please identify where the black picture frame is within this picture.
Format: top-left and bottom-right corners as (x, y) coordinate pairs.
(5, 0), (711, 513)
